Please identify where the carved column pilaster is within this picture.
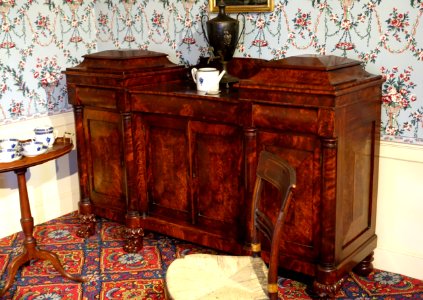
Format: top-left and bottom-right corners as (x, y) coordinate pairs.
(74, 105), (96, 238)
(313, 137), (340, 297)
(244, 127), (257, 246)
(122, 112), (143, 253)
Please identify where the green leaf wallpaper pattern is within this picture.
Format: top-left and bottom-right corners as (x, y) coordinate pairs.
(0, 0), (422, 144)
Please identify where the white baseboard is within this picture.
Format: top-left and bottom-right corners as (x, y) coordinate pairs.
(379, 140), (423, 163)
(374, 141), (423, 280)
(374, 247), (423, 280)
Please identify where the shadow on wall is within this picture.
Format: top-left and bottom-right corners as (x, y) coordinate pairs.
(0, 149), (78, 190)
(56, 149), (78, 180)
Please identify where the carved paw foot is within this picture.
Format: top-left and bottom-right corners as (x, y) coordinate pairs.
(76, 213), (96, 238)
(123, 227), (144, 253)
(311, 277), (345, 299)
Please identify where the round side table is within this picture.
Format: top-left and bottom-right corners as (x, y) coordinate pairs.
(0, 138), (85, 297)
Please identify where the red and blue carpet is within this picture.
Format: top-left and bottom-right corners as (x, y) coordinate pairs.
(0, 212), (422, 299)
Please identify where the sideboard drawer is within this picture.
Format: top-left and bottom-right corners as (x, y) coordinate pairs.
(76, 87), (118, 109)
(131, 93), (240, 124)
(252, 104), (319, 134)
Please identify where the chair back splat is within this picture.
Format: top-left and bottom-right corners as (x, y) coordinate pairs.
(252, 151), (296, 299)
(165, 150), (296, 300)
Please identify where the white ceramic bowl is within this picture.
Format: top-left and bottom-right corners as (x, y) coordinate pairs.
(0, 138), (19, 151)
(21, 140), (48, 157)
(0, 148), (22, 163)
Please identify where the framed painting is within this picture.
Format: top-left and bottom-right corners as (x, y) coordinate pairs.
(209, 0), (274, 13)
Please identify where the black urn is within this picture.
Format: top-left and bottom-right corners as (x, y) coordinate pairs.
(202, 1), (244, 83)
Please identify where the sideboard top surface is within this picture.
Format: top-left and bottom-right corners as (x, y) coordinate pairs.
(82, 49), (166, 60)
(65, 50), (384, 108)
(65, 49), (182, 74)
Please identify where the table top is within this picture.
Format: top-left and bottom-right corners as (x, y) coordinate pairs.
(0, 138), (73, 173)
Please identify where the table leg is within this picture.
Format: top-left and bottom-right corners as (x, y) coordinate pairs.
(0, 248), (30, 297)
(0, 169), (85, 297)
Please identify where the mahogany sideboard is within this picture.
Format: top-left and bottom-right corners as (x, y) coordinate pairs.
(65, 50), (384, 296)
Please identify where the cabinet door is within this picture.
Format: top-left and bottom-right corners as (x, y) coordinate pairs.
(135, 114), (245, 246)
(137, 115), (191, 222)
(189, 121), (244, 242)
(257, 130), (321, 261)
(83, 108), (126, 221)
(253, 103), (322, 269)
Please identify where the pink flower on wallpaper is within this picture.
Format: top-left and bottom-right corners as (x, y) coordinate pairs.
(367, 2), (376, 10)
(292, 9), (311, 31)
(330, 13), (339, 22)
(184, 17), (193, 28)
(98, 13), (108, 27)
(381, 66), (416, 110)
(357, 13), (366, 23)
(32, 56), (63, 88)
(340, 19), (352, 30)
(151, 11), (164, 28)
(255, 17), (266, 30)
(35, 14), (50, 31)
(8, 99), (24, 118)
(2, 21), (11, 32)
(386, 8), (410, 35)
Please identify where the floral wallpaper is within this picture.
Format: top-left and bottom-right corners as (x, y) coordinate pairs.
(0, 0), (422, 145)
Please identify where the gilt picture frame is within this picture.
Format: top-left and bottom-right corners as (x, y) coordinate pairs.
(209, 0), (274, 13)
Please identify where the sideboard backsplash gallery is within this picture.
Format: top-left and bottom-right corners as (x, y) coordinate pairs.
(0, 0), (422, 145)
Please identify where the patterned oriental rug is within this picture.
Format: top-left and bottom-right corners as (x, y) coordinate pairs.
(0, 212), (422, 299)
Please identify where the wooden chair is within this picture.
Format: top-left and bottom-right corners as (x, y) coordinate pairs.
(165, 150), (296, 300)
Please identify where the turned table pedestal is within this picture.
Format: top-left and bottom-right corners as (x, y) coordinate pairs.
(0, 138), (85, 297)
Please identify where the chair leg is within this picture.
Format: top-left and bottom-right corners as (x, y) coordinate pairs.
(163, 280), (171, 300)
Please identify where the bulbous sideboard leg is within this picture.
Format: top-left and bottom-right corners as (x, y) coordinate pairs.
(309, 251), (375, 298)
(353, 251), (375, 277)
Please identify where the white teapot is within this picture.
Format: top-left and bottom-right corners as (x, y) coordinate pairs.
(191, 67), (225, 93)
(34, 125), (58, 148)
